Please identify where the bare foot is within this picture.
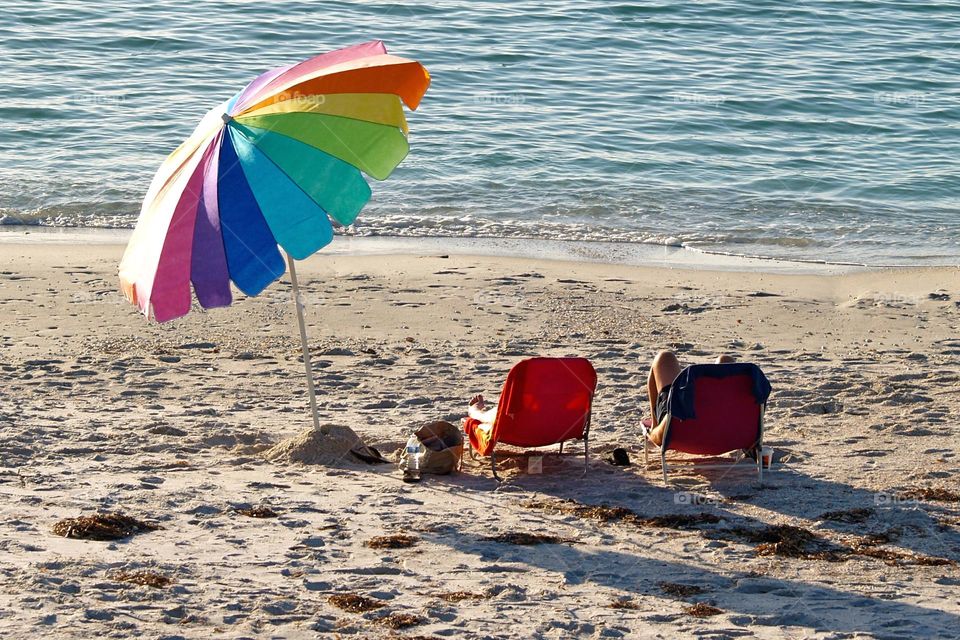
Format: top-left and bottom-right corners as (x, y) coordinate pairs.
(469, 394), (485, 410)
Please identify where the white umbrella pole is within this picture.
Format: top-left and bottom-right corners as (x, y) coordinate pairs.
(287, 254), (321, 431)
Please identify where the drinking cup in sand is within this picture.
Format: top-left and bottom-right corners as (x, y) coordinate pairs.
(761, 446), (774, 469)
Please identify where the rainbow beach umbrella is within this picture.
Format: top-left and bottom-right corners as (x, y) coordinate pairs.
(119, 40), (429, 427)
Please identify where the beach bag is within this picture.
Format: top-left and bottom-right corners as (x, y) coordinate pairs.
(399, 421), (464, 475)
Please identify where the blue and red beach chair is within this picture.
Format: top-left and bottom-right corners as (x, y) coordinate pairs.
(642, 363), (771, 483)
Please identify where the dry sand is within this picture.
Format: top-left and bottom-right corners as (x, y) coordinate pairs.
(0, 241), (958, 639)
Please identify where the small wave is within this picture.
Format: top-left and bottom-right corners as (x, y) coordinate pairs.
(2, 205), (956, 267)
(641, 236), (684, 248)
(0, 209), (131, 228)
(683, 244), (870, 268)
(706, 235), (819, 249)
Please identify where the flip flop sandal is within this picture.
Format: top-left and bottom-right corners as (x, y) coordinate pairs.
(608, 447), (631, 466)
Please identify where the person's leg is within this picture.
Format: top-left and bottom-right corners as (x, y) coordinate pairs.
(647, 367), (658, 426)
(651, 350), (683, 392)
(646, 351), (683, 445)
(649, 353), (729, 417)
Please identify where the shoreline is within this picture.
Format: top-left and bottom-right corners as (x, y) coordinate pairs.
(2, 224), (955, 276)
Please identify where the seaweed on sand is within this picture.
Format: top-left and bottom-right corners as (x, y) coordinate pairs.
(574, 505), (639, 523)
(236, 506), (278, 518)
(685, 603), (723, 617)
(846, 540), (956, 567)
(522, 498), (722, 530)
(328, 593), (385, 613)
(481, 532), (573, 545)
(659, 582), (706, 597)
(52, 513), (160, 541)
(819, 508), (873, 523)
(712, 524), (845, 561)
(437, 591), (487, 603)
(753, 525), (823, 559)
(750, 525), (848, 561)
(365, 534), (419, 549)
(716, 525), (956, 566)
(374, 613), (424, 629)
(110, 570), (174, 588)
(857, 528), (901, 546)
(638, 513), (721, 530)
(522, 499), (639, 523)
(898, 487), (960, 502)
(909, 555), (956, 567)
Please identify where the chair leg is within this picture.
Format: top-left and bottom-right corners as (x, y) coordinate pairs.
(661, 450), (668, 485)
(491, 448), (502, 483)
(558, 441), (564, 456)
(643, 437), (650, 469)
(757, 444), (763, 485)
(582, 433), (589, 476)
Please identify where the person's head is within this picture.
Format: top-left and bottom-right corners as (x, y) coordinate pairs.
(716, 354), (735, 364)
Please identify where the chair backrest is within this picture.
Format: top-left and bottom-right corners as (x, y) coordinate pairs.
(492, 357), (597, 448)
(663, 363), (770, 455)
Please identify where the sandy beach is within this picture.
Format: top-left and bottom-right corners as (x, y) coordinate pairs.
(0, 239), (958, 639)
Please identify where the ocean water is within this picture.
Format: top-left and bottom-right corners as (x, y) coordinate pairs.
(1, 0), (958, 266)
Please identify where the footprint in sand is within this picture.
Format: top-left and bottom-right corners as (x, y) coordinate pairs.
(796, 400), (843, 415)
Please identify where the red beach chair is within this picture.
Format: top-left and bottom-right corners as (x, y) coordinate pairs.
(463, 357), (597, 481)
(641, 363), (771, 483)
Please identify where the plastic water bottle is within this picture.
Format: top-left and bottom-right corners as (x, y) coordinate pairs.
(403, 433), (423, 483)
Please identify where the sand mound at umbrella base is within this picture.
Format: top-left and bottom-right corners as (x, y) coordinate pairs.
(263, 425), (367, 466)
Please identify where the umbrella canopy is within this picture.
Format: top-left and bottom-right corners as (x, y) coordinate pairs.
(119, 40), (430, 322)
